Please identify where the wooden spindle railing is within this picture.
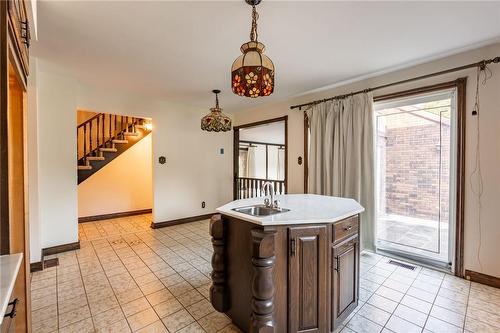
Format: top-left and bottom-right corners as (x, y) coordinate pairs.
(235, 177), (286, 200)
(77, 113), (145, 165)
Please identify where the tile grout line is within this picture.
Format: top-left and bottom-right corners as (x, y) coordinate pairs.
(140, 223), (225, 331)
(355, 257), (446, 333)
(128, 232), (182, 330)
(74, 248), (97, 332)
(131, 229), (211, 332)
(374, 259), (418, 332)
(89, 236), (135, 332)
(144, 223), (230, 332)
(345, 256), (391, 331)
(55, 260), (60, 331)
(149, 222), (236, 332)
(420, 268), (445, 333)
(462, 281), (472, 332)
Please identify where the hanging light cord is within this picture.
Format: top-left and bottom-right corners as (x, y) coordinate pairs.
(250, 5), (259, 42)
(469, 62), (492, 270)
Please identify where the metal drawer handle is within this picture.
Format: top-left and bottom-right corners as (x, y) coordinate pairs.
(4, 298), (18, 318)
(290, 238), (296, 256)
(334, 256), (340, 272)
(343, 225), (353, 231)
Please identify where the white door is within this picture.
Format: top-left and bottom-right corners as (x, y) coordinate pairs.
(374, 89), (457, 270)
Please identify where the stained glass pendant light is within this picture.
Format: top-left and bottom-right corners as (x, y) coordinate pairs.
(201, 90), (232, 132)
(231, 0), (274, 98)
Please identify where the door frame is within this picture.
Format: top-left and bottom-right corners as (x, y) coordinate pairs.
(374, 79), (466, 277)
(302, 79), (466, 277)
(233, 116), (288, 200)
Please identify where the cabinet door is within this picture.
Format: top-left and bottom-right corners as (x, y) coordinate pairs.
(332, 236), (359, 330)
(288, 225), (328, 333)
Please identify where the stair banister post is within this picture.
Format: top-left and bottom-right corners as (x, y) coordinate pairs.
(76, 127), (78, 160)
(97, 115), (100, 149)
(121, 115), (124, 139)
(89, 118), (93, 156)
(83, 123), (87, 164)
(108, 114), (112, 146)
(101, 115), (104, 147)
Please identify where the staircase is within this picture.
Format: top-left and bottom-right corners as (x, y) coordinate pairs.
(77, 113), (151, 184)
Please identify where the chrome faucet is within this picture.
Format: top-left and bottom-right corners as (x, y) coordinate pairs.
(262, 181), (280, 209)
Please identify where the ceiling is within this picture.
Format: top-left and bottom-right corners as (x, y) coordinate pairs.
(33, 1), (500, 112)
(240, 121), (285, 145)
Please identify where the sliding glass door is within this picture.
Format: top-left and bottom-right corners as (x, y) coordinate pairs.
(375, 89), (457, 270)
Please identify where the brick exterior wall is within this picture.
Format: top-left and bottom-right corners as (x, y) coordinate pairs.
(380, 113), (450, 221)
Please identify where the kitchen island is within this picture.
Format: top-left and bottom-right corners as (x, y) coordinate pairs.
(209, 194), (364, 333)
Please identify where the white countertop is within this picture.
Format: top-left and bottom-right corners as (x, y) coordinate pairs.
(216, 194), (364, 226)
(0, 253), (23, 325)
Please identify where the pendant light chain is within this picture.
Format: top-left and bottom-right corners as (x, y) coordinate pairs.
(249, 5), (259, 42)
(232, 0), (274, 98)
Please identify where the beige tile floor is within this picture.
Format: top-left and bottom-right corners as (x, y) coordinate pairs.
(31, 214), (500, 333)
(31, 214), (239, 333)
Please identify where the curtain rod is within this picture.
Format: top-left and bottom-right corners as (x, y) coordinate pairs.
(290, 56), (500, 110)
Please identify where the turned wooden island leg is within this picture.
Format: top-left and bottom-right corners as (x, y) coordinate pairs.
(250, 228), (276, 333)
(209, 214), (229, 312)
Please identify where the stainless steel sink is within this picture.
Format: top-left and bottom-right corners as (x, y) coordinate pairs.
(232, 204), (290, 217)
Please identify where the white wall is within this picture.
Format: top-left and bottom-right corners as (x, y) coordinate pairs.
(28, 58), (233, 262)
(78, 133), (153, 218)
(235, 43), (500, 278)
(27, 58), (41, 262)
(36, 63), (79, 251)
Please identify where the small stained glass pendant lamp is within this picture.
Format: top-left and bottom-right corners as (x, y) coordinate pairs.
(201, 90), (232, 132)
(231, 0), (274, 98)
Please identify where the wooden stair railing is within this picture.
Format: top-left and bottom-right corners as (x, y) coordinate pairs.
(77, 113), (151, 184)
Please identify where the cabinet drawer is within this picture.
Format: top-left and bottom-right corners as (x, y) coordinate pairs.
(333, 215), (359, 243)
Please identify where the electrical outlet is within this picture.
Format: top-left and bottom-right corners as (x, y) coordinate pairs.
(202, 201), (206, 209)
(220, 148), (224, 154)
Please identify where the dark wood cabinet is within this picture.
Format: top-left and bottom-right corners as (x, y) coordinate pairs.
(331, 235), (359, 330)
(210, 213), (360, 333)
(288, 226), (328, 333)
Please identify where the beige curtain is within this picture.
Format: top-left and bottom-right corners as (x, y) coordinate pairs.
(306, 92), (376, 251)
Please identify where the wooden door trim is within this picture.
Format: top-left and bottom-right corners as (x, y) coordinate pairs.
(375, 78), (466, 277)
(1, 0), (10, 254)
(454, 78), (467, 278)
(233, 116), (288, 200)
